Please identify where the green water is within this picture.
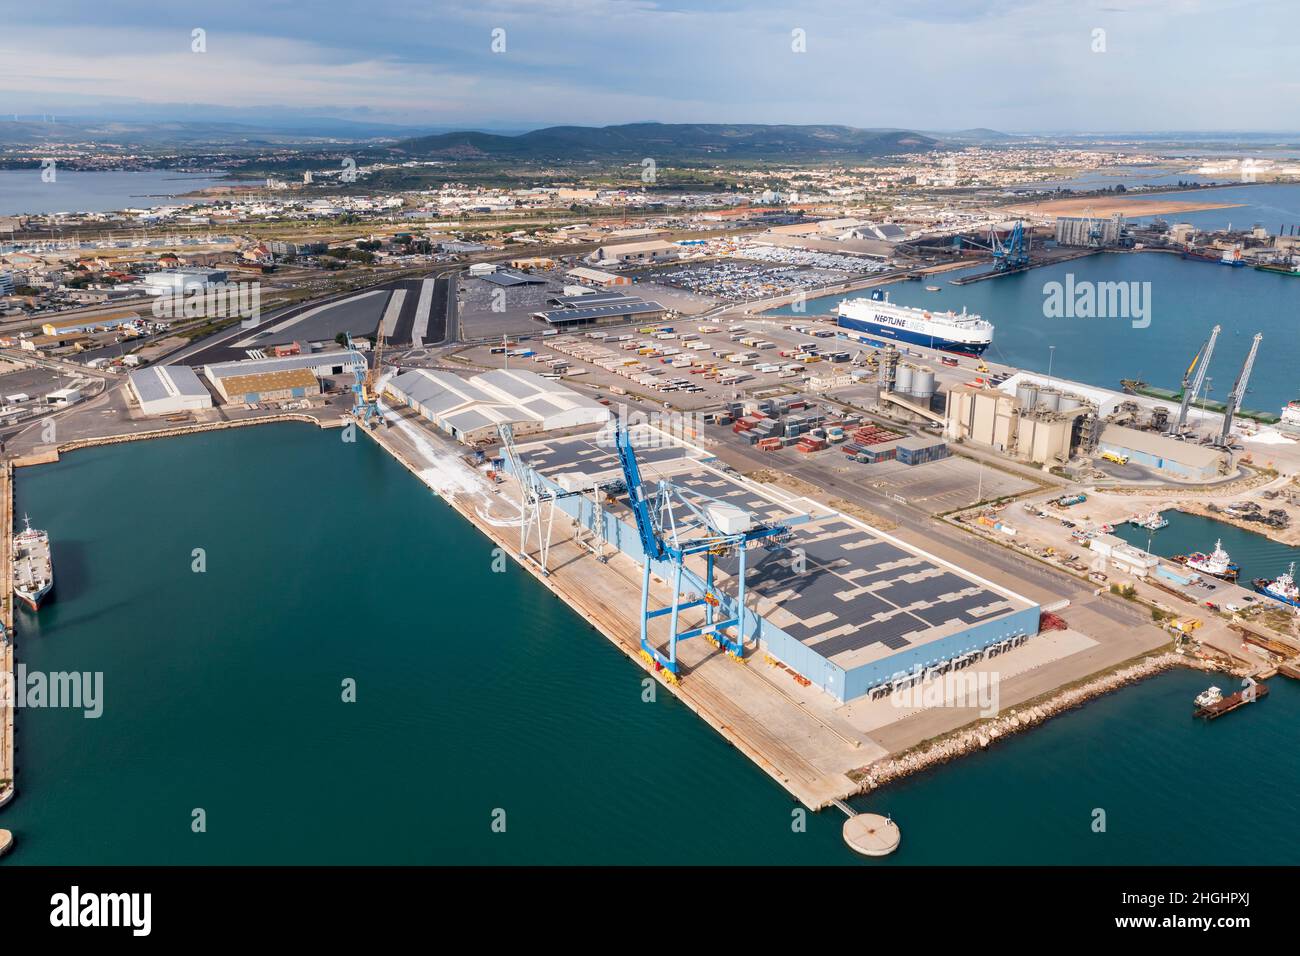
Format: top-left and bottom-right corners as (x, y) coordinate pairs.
(3, 424), (1298, 864)
(1112, 509), (1300, 584)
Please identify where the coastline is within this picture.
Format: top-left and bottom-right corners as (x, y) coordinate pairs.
(849, 652), (1227, 794)
(0, 410), (1245, 813)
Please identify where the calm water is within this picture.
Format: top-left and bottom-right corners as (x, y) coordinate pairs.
(1112, 509), (1300, 584)
(2, 424), (1298, 864)
(768, 237), (1300, 413)
(0, 169), (227, 215)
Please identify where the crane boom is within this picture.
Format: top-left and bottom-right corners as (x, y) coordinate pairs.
(1219, 333), (1262, 447)
(613, 421), (665, 562)
(1172, 324), (1219, 435)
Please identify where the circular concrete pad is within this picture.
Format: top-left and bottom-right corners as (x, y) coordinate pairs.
(843, 814), (900, 857)
(0, 829), (12, 858)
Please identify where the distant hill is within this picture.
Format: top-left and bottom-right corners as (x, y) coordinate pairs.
(392, 123), (940, 161)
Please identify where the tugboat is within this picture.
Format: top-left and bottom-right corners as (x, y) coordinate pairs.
(1173, 539), (1240, 581)
(1127, 510), (1168, 530)
(1252, 562), (1300, 608)
(1194, 686), (1223, 709)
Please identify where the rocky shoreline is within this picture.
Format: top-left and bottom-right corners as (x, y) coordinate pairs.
(849, 653), (1228, 792)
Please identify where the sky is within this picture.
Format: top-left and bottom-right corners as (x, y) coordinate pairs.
(0, 0), (1295, 133)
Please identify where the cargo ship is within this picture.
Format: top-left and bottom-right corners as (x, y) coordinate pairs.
(837, 289), (993, 357)
(1254, 259), (1300, 277)
(1173, 540), (1240, 581)
(13, 516), (53, 611)
(1252, 562), (1300, 608)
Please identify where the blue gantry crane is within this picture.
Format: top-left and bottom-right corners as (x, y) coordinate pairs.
(613, 420), (806, 678)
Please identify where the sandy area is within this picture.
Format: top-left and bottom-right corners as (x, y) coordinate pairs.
(1003, 196), (1244, 218)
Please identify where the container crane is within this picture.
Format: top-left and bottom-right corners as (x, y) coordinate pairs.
(1218, 333), (1262, 448)
(497, 423), (621, 574)
(613, 420), (807, 677)
(1170, 324), (1219, 436)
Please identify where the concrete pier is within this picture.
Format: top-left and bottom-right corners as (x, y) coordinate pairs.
(0, 462), (13, 809)
(842, 813), (901, 857)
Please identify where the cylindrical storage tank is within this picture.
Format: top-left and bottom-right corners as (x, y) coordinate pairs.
(1059, 393), (1083, 412)
(1037, 387), (1062, 411)
(1015, 381), (1040, 408)
(895, 364), (915, 395)
(911, 366), (936, 401)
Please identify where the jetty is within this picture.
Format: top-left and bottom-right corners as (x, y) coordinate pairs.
(0, 462), (13, 809)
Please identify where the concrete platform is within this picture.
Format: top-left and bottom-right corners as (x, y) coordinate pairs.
(843, 814), (900, 857)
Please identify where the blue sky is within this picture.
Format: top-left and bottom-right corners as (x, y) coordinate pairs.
(0, 0), (1293, 132)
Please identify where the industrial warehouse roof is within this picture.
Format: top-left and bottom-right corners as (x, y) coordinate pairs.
(1099, 423), (1227, 468)
(219, 368), (318, 394)
(534, 300), (666, 325)
(128, 364), (208, 402)
(202, 350), (356, 381)
(42, 310), (140, 334)
(479, 270), (548, 287)
(594, 240), (677, 255)
(387, 367), (609, 434)
(549, 292), (634, 307)
(565, 267), (624, 283)
(515, 431), (1035, 672)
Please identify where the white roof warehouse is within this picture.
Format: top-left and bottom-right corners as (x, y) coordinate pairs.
(386, 367), (609, 444)
(128, 365), (213, 416)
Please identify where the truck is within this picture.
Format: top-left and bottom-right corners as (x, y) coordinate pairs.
(1101, 451), (1130, 465)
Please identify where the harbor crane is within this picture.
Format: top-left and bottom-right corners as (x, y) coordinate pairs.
(1218, 333), (1262, 448)
(612, 420), (807, 677)
(1170, 324), (1220, 436)
(959, 220), (1030, 272)
(345, 322), (388, 426)
(496, 423), (620, 574)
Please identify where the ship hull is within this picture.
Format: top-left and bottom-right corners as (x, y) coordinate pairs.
(1173, 555), (1239, 581)
(14, 582), (52, 612)
(1251, 579), (1300, 608)
(837, 316), (990, 356)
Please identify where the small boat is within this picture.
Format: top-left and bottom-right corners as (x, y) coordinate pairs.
(924, 285), (941, 292)
(1127, 510), (1168, 530)
(1194, 686), (1223, 708)
(1174, 540), (1240, 581)
(1252, 562), (1300, 608)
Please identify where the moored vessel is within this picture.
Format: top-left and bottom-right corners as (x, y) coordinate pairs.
(1173, 539), (1240, 581)
(13, 515), (53, 611)
(1252, 562), (1300, 608)
(837, 289), (993, 357)
(1127, 510), (1168, 530)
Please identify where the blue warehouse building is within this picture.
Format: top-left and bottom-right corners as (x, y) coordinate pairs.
(508, 429), (1041, 703)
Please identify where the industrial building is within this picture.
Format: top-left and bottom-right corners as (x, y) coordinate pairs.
(1097, 424), (1226, 480)
(509, 430), (1040, 702)
(1054, 214), (1125, 248)
(533, 293), (666, 328)
(386, 367), (610, 444)
(41, 311), (140, 336)
(143, 268), (229, 295)
(946, 380), (1095, 466)
(212, 368), (320, 404)
(590, 240), (679, 265)
(202, 350), (357, 386)
(566, 267), (630, 288)
(0, 271), (14, 296)
(128, 364), (214, 416)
